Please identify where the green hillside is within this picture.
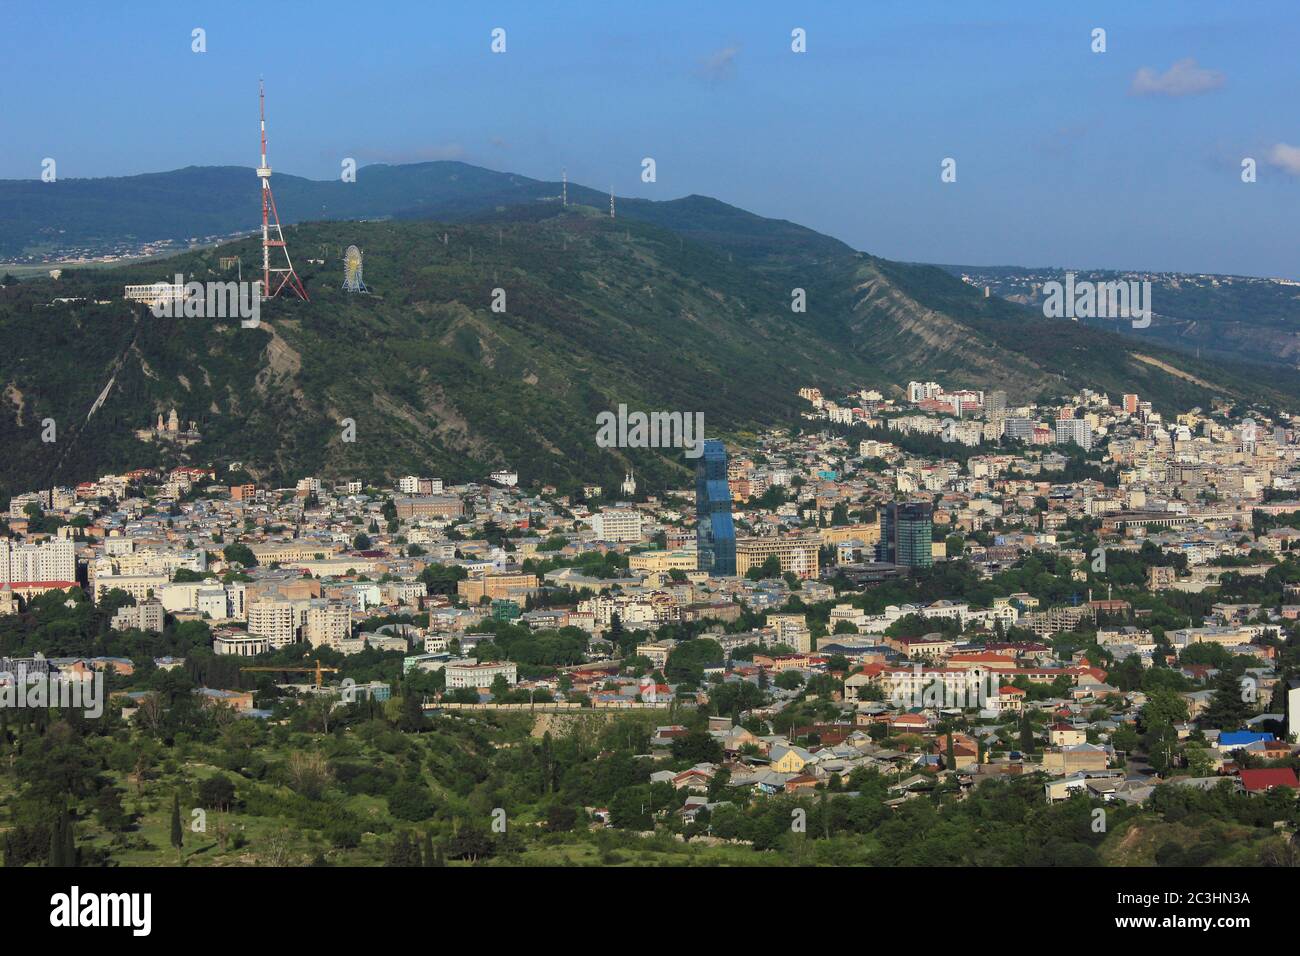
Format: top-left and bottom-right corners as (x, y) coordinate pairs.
(0, 197), (1296, 501)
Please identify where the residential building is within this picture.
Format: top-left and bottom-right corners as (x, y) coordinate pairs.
(591, 509), (643, 543)
(444, 659), (518, 690)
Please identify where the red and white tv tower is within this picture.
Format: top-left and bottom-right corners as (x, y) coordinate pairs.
(256, 79), (308, 301)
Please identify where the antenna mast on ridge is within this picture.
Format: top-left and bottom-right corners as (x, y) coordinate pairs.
(257, 79), (308, 302)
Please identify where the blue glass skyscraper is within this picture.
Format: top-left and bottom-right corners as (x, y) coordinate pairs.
(878, 501), (933, 568)
(695, 439), (736, 576)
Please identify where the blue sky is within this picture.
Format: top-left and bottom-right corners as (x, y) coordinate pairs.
(4, 0), (1300, 276)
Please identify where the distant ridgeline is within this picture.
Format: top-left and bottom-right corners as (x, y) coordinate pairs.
(0, 164), (1296, 499)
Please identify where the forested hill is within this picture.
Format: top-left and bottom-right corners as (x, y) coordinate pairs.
(0, 183), (1296, 499)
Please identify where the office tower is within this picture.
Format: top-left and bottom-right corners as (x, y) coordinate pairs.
(878, 501), (933, 569)
(695, 439), (736, 576)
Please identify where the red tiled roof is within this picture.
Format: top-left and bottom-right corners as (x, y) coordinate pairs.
(1240, 768), (1299, 792)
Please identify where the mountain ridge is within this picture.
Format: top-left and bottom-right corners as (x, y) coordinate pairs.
(0, 161), (858, 264)
(0, 163), (1295, 500)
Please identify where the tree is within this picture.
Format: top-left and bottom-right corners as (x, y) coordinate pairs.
(47, 806), (74, 867)
(446, 824), (494, 861)
(665, 638), (723, 685)
(198, 775), (236, 812)
(1201, 669), (1251, 731)
(608, 613), (626, 648)
(222, 543), (257, 567)
(386, 831), (422, 867)
(284, 752), (333, 799)
(610, 786), (653, 831)
(399, 688), (427, 732)
(671, 730), (723, 764)
(1139, 688), (1190, 731)
(388, 781), (435, 822)
(545, 804), (578, 832)
(94, 787), (131, 832)
(1184, 744), (1214, 777)
(353, 533), (371, 551)
(539, 731), (555, 794)
(420, 563), (468, 596)
(170, 792), (184, 861)
(775, 670), (805, 691)
(1018, 714), (1035, 754)
(745, 555), (783, 581)
(1146, 722), (1181, 774)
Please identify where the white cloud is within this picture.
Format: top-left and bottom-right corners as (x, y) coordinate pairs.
(1130, 58), (1224, 97)
(1266, 143), (1300, 176)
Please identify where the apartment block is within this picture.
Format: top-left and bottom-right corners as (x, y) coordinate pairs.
(590, 508), (643, 543)
(304, 599), (352, 649)
(111, 601), (165, 633)
(0, 537), (76, 585)
(457, 572), (540, 603)
(734, 536), (820, 579)
(247, 600), (299, 648)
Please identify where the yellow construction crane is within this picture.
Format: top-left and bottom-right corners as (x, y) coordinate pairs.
(240, 662), (340, 689)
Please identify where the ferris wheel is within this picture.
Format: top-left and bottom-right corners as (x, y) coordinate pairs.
(342, 245), (367, 292)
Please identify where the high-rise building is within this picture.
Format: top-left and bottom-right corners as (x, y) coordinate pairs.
(304, 599), (353, 649)
(1004, 417), (1035, 442)
(0, 537), (76, 585)
(879, 502), (933, 569)
(695, 439), (736, 576)
(1055, 418), (1093, 452)
(247, 600), (299, 649)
